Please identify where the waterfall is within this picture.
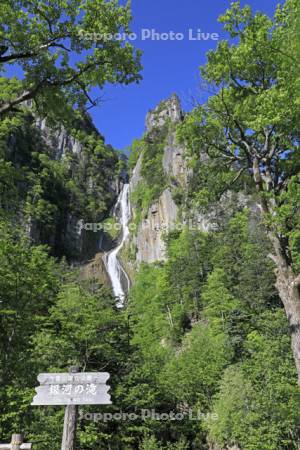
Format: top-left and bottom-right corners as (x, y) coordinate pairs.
(103, 183), (131, 308)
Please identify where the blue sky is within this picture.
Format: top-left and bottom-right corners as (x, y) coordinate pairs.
(90, 0), (282, 151)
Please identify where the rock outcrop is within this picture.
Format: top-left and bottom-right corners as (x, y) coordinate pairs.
(79, 252), (111, 285)
(22, 114), (120, 261)
(163, 130), (188, 184)
(35, 117), (83, 160)
(129, 94), (185, 263)
(135, 188), (178, 262)
(128, 94), (259, 265)
(145, 93), (183, 131)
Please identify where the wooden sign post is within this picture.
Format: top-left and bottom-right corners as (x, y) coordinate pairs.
(0, 434), (32, 450)
(61, 366), (78, 450)
(31, 367), (111, 450)
(61, 394), (78, 450)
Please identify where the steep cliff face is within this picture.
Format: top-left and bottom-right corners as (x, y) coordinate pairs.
(135, 188), (178, 262)
(162, 130), (188, 185)
(129, 94), (186, 263)
(24, 119), (86, 256)
(128, 94), (259, 266)
(80, 252), (111, 285)
(2, 109), (120, 261)
(35, 117), (83, 160)
(32, 117), (116, 259)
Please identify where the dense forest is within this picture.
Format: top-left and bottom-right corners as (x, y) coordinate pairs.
(0, 0), (300, 449)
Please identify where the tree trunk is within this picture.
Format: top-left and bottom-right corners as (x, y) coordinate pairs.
(252, 163), (300, 384)
(268, 233), (300, 384)
(274, 263), (300, 384)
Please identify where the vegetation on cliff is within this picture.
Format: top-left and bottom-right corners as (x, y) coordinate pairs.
(130, 121), (170, 227)
(0, 108), (120, 257)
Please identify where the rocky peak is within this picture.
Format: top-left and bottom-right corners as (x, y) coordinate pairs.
(145, 93), (183, 131)
(128, 94), (186, 264)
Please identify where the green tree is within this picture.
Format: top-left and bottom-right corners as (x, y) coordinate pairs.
(0, 0), (141, 118)
(30, 283), (129, 450)
(161, 323), (232, 410)
(0, 219), (60, 437)
(208, 311), (300, 450)
(33, 283), (127, 371)
(140, 436), (188, 450)
(178, 0), (300, 383)
(211, 210), (278, 312)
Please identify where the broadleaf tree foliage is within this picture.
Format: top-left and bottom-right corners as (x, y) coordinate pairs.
(178, 0), (300, 384)
(0, 0), (142, 118)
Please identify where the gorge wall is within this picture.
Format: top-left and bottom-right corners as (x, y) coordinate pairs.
(2, 107), (121, 262)
(125, 93), (261, 270)
(129, 94), (187, 263)
(10, 95), (260, 294)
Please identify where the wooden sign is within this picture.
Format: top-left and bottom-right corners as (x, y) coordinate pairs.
(0, 434), (32, 450)
(0, 445), (31, 450)
(31, 372), (111, 406)
(31, 368), (113, 450)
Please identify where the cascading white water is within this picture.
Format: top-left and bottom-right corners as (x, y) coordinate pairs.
(104, 184), (131, 307)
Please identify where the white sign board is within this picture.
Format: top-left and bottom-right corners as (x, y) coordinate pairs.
(0, 446), (31, 449)
(31, 372), (111, 406)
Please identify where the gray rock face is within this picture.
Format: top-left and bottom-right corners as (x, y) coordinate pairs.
(129, 94), (259, 266)
(130, 153), (143, 192)
(35, 118), (82, 160)
(65, 216), (85, 256)
(163, 131), (187, 183)
(24, 116), (118, 260)
(132, 129), (187, 263)
(24, 119), (86, 256)
(130, 95), (185, 263)
(135, 189), (178, 263)
(145, 93), (183, 131)
(187, 191), (260, 234)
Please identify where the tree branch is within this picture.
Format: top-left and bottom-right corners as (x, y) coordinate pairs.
(0, 62), (95, 116)
(0, 36), (71, 63)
